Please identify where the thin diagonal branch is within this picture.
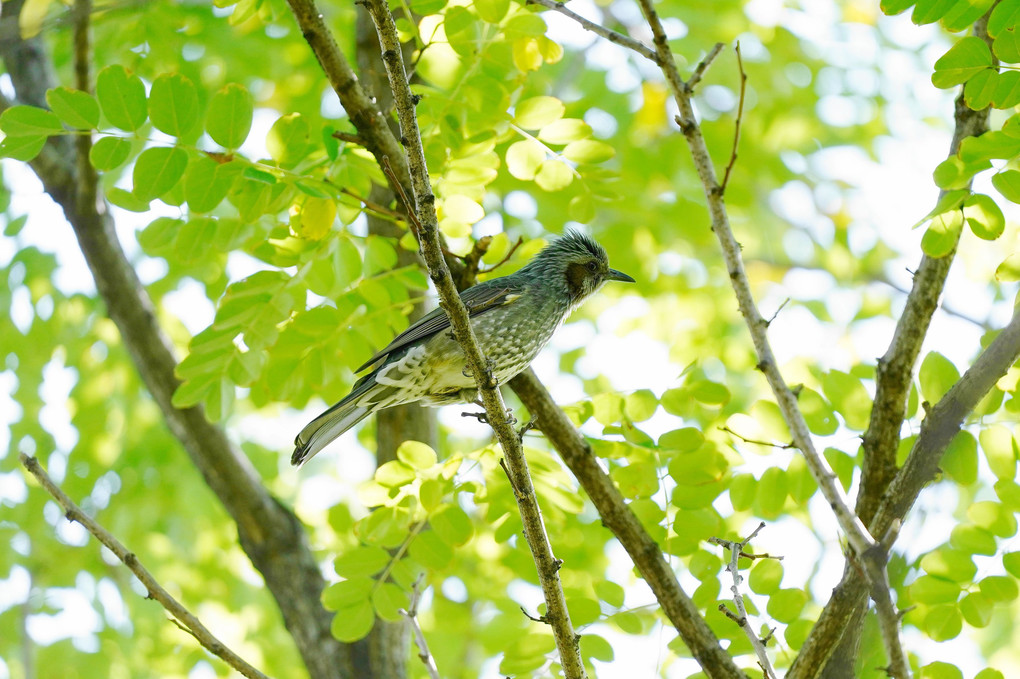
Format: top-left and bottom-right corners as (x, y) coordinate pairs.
(789, 304), (1020, 679)
(509, 370), (747, 679)
(709, 523), (778, 679)
(526, 0), (659, 63)
(400, 578), (440, 679)
(635, 0), (878, 561)
(21, 455), (272, 679)
(361, 1), (585, 677)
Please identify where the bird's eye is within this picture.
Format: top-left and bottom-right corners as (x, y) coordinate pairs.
(586, 261), (599, 273)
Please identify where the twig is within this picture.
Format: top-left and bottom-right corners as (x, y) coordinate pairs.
(719, 42), (745, 193)
(331, 130), (366, 145)
(458, 235), (493, 289)
(362, 2), (586, 677)
(709, 522), (778, 679)
(479, 236), (525, 274)
(20, 454), (272, 679)
(399, 577), (440, 679)
(510, 370), (745, 679)
(338, 186), (407, 222)
(687, 42), (724, 90)
(719, 425), (794, 450)
(525, 0), (659, 63)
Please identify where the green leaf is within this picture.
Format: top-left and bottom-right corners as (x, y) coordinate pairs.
(46, 87), (100, 129)
(919, 351), (959, 403)
(322, 577), (373, 610)
(408, 530), (453, 569)
(920, 662), (963, 679)
(993, 169), (1020, 203)
(992, 69), (1020, 108)
(748, 559), (783, 594)
(968, 500), (1017, 537)
(766, 588), (807, 623)
(333, 545), (391, 578)
(537, 118), (592, 145)
(579, 634), (614, 662)
(431, 504), (473, 546)
(267, 113), (311, 168)
(594, 580), (625, 607)
(754, 467), (788, 519)
(397, 440), (437, 470)
(729, 473), (756, 511)
(912, 0), (958, 24)
(0, 135), (46, 161)
(980, 425), (1018, 479)
(562, 139), (615, 164)
(658, 427), (704, 452)
(88, 136), (132, 171)
(148, 73), (200, 137)
(506, 139), (546, 180)
(1001, 553), (1020, 582)
(921, 209), (963, 258)
(625, 390), (658, 422)
(963, 194), (1005, 239)
(96, 65), (148, 131)
(965, 69), (997, 110)
(372, 582), (408, 622)
(993, 26), (1020, 63)
(106, 186), (151, 212)
(474, 0), (509, 23)
(185, 156), (240, 212)
(924, 604), (962, 641)
(989, 0), (1020, 36)
(950, 524), (997, 555)
(612, 460), (659, 498)
(330, 600), (375, 642)
(979, 574), (1018, 601)
(798, 388), (838, 435)
(207, 83), (254, 149)
(0, 105), (64, 137)
(932, 37), (992, 89)
(920, 548), (976, 581)
(820, 370), (871, 430)
(910, 574), (961, 604)
(960, 591), (993, 627)
(942, 431), (978, 485)
(535, 159), (573, 191)
(514, 96), (564, 129)
(133, 146), (189, 200)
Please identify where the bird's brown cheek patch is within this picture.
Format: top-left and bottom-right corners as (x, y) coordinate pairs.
(565, 262), (588, 300)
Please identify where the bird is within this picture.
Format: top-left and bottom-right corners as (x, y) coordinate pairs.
(292, 230), (634, 466)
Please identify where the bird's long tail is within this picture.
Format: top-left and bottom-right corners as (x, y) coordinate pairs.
(292, 372), (386, 466)
(292, 400), (371, 466)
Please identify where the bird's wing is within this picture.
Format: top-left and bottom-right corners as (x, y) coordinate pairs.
(354, 278), (527, 372)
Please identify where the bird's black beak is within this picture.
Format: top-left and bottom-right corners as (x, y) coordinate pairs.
(607, 268), (635, 283)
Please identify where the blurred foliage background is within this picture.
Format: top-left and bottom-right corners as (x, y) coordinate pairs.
(2, 0), (1020, 677)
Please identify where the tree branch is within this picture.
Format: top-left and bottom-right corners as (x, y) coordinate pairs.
(709, 523), (778, 679)
(526, 0), (659, 63)
(400, 577), (440, 679)
(634, 0), (880, 567)
(21, 455), (272, 679)
(858, 15), (994, 527)
(789, 305), (1020, 679)
(361, 1), (585, 676)
(509, 370), (747, 679)
(793, 13), (996, 677)
(0, 3), (356, 675)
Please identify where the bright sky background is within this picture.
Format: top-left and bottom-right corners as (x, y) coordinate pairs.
(2, 0), (1019, 677)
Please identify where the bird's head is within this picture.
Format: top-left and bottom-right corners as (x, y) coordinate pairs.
(528, 230), (635, 307)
